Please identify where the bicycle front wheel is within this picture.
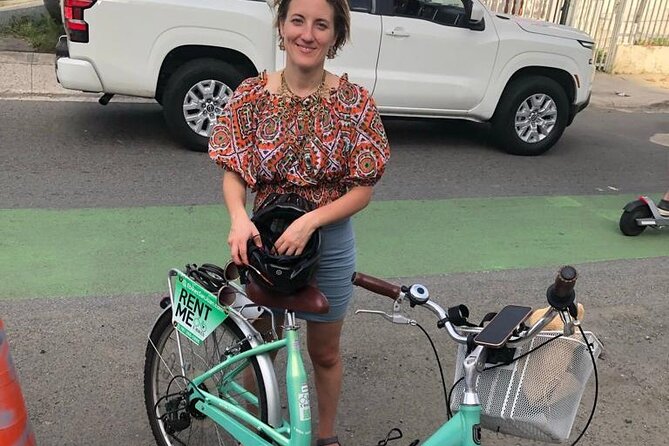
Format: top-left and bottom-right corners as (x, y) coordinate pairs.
(144, 308), (270, 446)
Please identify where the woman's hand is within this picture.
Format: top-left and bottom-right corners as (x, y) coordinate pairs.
(274, 213), (318, 256)
(228, 214), (262, 265)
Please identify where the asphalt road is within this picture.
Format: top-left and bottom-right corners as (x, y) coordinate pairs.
(1, 99), (668, 446)
(0, 101), (668, 209)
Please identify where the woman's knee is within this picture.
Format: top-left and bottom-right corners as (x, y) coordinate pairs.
(306, 319), (345, 368)
(308, 343), (341, 369)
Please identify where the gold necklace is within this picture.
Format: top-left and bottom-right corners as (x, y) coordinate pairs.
(280, 70), (327, 99)
(276, 71), (328, 176)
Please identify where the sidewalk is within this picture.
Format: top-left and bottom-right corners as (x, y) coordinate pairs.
(590, 72), (669, 113)
(0, 39), (668, 109)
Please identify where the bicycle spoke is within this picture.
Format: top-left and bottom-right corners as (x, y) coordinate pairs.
(147, 316), (267, 446)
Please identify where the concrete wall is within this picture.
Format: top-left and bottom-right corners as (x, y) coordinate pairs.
(612, 45), (669, 74)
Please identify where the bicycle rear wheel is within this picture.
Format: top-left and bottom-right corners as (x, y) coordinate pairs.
(144, 308), (269, 446)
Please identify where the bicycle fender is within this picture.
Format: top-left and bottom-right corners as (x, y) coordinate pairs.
(623, 199), (648, 212)
(148, 304), (283, 428)
(225, 309), (283, 428)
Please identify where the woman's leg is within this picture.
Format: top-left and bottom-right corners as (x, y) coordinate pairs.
(306, 319), (345, 442)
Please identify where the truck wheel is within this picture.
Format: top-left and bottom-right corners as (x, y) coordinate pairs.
(492, 75), (569, 156)
(162, 59), (246, 152)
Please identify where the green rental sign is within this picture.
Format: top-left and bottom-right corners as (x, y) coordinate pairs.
(171, 270), (228, 345)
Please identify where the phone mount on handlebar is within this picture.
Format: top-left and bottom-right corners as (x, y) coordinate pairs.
(474, 305), (533, 349)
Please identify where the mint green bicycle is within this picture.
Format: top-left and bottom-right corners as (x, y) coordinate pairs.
(144, 263), (601, 446)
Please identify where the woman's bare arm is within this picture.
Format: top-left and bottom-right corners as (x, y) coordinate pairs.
(223, 171), (261, 265)
(273, 186), (373, 256)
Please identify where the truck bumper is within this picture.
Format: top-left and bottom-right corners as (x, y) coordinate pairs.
(55, 36), (103, 92)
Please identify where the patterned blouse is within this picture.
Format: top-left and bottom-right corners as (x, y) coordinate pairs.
(208, 72), (390, 210)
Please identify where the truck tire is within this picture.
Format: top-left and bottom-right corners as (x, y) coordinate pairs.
(492, 75), (569, 156)
(162, 58), (246, 152)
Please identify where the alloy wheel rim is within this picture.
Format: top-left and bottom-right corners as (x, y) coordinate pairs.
(182, 79), (233, 137)
(514, 93), (557, 143)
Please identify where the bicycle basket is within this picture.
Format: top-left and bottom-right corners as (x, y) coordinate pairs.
(450, 331), (602, 443)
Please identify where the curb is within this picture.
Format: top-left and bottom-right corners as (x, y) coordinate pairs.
(0, 2), (46, 27)
(0, 92), (156, 103)
(589, 96), (669, 113)
(0, 50), (53, 65)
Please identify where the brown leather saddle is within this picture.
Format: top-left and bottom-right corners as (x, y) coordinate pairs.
(244, 276), (330, 314)
(217, 262), (329, 315)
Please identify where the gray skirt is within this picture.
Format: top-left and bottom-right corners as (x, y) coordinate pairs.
(296, 217), (356, 322)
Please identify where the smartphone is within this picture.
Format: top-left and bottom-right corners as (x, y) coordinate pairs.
(474, 305), (533, 348)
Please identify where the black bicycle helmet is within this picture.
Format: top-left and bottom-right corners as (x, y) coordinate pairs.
(246, 193), (321, 295)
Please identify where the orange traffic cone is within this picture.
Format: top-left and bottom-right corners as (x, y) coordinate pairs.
(0, 319), (36, 446)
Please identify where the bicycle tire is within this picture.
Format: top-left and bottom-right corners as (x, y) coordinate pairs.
(144, 308), (270, 446)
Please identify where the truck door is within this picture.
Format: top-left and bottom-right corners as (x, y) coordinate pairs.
(374, 0), (498, 113)
(325, 0), (382, 94)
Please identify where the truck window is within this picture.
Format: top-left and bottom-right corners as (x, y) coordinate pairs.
(349, 0), (372, 12)
(392, 0), (466, 27)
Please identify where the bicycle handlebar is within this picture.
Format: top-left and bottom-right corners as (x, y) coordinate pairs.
(352, 266), (580, 346)
(546, 265), (578, 310)
(351, 272), (401, 299)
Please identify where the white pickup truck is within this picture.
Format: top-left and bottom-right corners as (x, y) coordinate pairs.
(55, 0), (594, 155)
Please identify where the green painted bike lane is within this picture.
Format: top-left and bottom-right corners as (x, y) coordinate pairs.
(1, 195), (666, 300)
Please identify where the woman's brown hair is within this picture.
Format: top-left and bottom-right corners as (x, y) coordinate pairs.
(275, 0), (351, 56)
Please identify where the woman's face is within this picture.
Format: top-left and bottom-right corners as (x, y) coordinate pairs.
(280, 0), (336, 71)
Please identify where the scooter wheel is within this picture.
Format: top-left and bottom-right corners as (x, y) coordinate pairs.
(619, 207), (651, 236)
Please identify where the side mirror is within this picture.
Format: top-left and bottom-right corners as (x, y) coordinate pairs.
(463, 0), (486, 31)
(470, 2), (485, 23)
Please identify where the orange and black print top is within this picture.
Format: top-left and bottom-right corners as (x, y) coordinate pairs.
(208, 72), (390, 211)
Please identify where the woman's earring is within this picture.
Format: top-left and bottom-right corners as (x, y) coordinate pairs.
(279, 36), (285, 51)
(327, 47), (336, 59)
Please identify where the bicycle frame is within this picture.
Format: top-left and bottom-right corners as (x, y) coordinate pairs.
(421, 345), (485, 446)
(161, 268), (490, 446)
(171, 308), (312, 446)
(423, 405), (481, 446)
(177, 318), (483, 446)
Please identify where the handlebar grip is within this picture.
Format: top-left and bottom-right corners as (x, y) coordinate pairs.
(351, 272), (401, 299)
(547, 265), (578, 310)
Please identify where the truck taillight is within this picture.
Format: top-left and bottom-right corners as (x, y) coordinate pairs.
(63, 0), (97, 43)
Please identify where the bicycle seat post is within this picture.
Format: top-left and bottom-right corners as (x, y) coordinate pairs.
(284, 310), (299, 331)
(462, 345), (487, 405)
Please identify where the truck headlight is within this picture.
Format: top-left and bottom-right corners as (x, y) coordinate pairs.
(578, 40), (595, 49)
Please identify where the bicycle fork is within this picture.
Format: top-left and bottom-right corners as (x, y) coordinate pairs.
(422, 346), (487, 446)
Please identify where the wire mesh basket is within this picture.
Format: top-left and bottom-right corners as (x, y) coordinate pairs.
(450, 331), (602, 443)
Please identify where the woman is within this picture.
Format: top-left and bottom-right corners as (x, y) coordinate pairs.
(209, 0), (390, 444)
